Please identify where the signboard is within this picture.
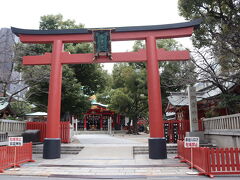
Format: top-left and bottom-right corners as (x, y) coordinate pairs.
(93, 29), (112, 60)
(184, 137), (199, 148)
(8, 137), (23, 146)
(187, 86), (199, 132)
(185, 137), (200, 175)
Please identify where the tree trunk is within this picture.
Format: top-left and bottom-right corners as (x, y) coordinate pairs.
(3, 83), (7, 97)
(132, 116), (139, 135)
(127, 118), (132, 134)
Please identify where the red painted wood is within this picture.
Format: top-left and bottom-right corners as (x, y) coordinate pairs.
(177, 141), (240, 177)
(230, 148), (235, 171)
(60, 122), (71, 143)
(205, 148), (212, 176)
(26, 122), (70, 143)
(220, 148), (226, 171)
(216, 148), (221, 171)
(225, 148), (230, 171)
(46, 40), (63, 139)
(23, 49), (190, 65)
(23, 53), (52, 65)
(210, 148), (216, 172)
(26, 122), (46, 142)
(0, 143), (33, 173)
(19, 27), (194, 43)
(146, 36), (163, 138)
(235, 148), (240, 170)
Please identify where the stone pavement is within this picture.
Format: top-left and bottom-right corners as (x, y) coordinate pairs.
(1, 133), (197, 178)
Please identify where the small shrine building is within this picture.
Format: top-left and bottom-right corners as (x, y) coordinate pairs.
(81, 96), (124, 131)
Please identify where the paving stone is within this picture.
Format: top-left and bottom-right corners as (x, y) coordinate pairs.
(3, 134), (191, 177)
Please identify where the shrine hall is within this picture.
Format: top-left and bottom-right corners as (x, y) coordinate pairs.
(81, 99), (123, 131)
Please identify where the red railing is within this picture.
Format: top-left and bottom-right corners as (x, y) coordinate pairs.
(0, 142), (34, 173)
(26, 122), (47, 142)
(177, 140), (240, 177)
(26, 122), (71, 143)
(60, 122), (71, 143)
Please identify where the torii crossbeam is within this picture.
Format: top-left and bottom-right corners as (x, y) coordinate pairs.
(12, 19), (201, 159)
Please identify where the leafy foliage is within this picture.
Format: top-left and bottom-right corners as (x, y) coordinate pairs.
(179, 0), (240, 114)
(40, 14), (84, 30)
(110, 64), (148, 134)
(178, 0), (240, 69)
(10, 101), (33, 118)
(218, 93), (240, 114)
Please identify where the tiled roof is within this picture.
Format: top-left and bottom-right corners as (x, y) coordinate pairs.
(167, 82), (236, 107)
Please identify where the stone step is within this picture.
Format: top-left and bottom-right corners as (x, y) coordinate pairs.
(134, 145), (178, 149)
(32, 145), (84, 154)
(133, 145), (178, 155)
(134, 147), (177, 150)
(134, 149), (177, 152)
(134, 150), (177, 154)
(32, 146), (83, 150)
(33, 150), (81, 154)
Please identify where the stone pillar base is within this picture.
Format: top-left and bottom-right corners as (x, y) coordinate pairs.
(148, 138), (167, 159)
(43, 138), (61, 159)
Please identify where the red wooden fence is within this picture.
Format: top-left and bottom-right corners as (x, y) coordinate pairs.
(26, 121), (71, 143)
(60, 122), (71, 143)
(0, 142), (34, 173)
(177, 140), (240, 177)
(26, 122), (46, 142)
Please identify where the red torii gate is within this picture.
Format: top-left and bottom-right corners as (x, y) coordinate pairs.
(12, 19), (201, 159)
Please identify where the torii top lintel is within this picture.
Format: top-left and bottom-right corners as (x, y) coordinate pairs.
(11, 19), (201, 65)
(11, 19), (201, 43)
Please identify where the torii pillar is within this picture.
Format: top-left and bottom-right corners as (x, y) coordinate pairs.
(146, 36), (166, 158)
(12, 19), (201, 159)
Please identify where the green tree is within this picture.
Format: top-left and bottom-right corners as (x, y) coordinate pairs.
(71, 64), (110, 95)
(190, 48), (240, 114)
(10, 101), (33, 119)
(40, 14), (84, 30)
(110, 64), (148, 134)
(179, 0), (240, 114)
(178, 0), (240, 69)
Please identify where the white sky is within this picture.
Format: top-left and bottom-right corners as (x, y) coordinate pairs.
(0, 0), (193, 72)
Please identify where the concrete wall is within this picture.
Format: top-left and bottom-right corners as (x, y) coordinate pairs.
(204, 130), (240, 148)
(203, 114), (240, 148)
